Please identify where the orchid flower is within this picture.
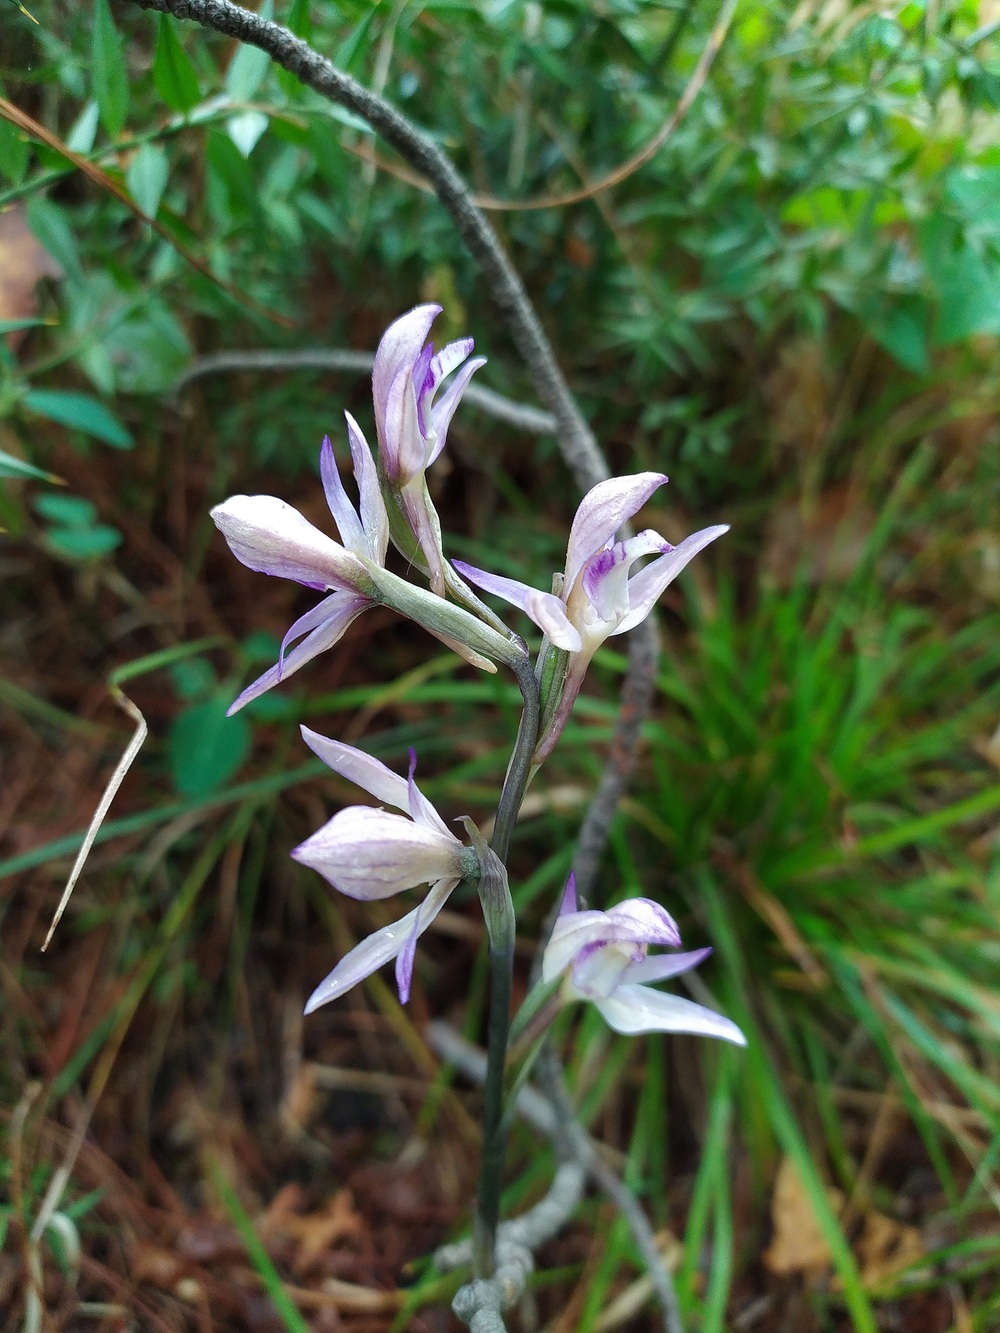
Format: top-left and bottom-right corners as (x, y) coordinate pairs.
(541, 876), (746, 1045)
(455, 473), (728, 759)
(372, 304), (485, 596)
(212, 421), (388, 715)
(292, 729), (478, 1012)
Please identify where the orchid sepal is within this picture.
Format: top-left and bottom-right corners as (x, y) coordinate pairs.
(361, 558), (527, 673)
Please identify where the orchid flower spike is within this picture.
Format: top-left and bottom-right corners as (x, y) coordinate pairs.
(212, 423), (388, 714)
(372, 304), (485, 596)
(541, 875), (746, 1045)
(455, 473), (728, 759)
(293, 729), (479, 1012)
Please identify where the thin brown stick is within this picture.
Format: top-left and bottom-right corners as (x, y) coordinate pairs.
(335, 0), (738, 215)
(0, 97), (293, 327)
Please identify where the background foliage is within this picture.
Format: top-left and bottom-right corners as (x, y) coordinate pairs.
(2, 1), (1000, 1330)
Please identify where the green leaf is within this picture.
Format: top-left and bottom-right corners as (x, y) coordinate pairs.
(862, 296), (930, 374)
(0, 450), (62, 483)
(286, 0), (311, 39)
(45, 524), (122, 561)
(226, 110), (269, 158)
(92, 0), (129, 139)
(0, 318), (51, 334)
(168, 695), (252, 797)
(225, 0), (273, 101)
(23, 389), (133, 449)
(26, 197), (81, 281)
(0, 116), (30, 186)
(35, 493), (97, 526)
(126, 143), (169, 218)
(66, 101), (100, 154)
(153, 15), (201, 114)
(921, 212), (1000, 344)
(169, 656), (217, 701)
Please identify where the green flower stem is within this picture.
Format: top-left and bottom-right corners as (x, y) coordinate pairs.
(474, 655), (541, 1278)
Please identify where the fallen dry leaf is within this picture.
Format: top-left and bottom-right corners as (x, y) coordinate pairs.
(763, 1156), (845, 1278)
(857, 1210), (924, 1286)
(0, 201), (63, 349)
(265, 1188), (364, 1278)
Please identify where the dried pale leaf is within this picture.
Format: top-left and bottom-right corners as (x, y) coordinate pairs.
(287, 1190), (363, 1275)
(763, 1156), (845, 1277)
(42, 688), (147, 951)
(857, 1211), (924, 1286)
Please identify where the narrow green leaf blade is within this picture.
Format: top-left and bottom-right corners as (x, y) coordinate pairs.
(0, 449), (63, 483)
(153, 14), (202, 113)
(92, 0), (129, 138)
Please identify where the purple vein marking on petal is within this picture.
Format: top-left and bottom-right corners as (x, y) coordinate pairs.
(564, 473), (668, 593)
(605, 898), (682, 947)
(412, 341), (435, 438)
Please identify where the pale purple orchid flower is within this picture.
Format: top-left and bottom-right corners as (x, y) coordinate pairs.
(211, 419), (389, 715)
(541, 875), (746, 1045)
(454, 473), (728, 759)
(372, 304), (485, 596)
(292, 728), (477, 1012)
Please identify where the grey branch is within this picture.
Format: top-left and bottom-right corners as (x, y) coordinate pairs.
(172, 347), (558, 435)
(428, 1022), (681, 1333)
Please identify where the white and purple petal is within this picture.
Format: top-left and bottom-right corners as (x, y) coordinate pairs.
(227, 592), (369, 715)
(291, 805), (468, 901)
(604, 898), (682, 948)
(394, 874), (455, 1003)
(211, 494), (367, 591)
(615, 525), (729, 635)
(426, 356), (486, 466)
(563, 473), (668, 594)
(300, 728), (413, 811)
(303, 875), (456, 1014)
(372, 303), (440, 454)
(541, 909), (629, 982)
(569, 940), (639, 999)
(319, 435), (368, 558)
(623, 947), (713, 985)
(344, 413), (389, 563)
(453, 560), (582, 651)
(404, 747), (454, 838)
(581, 530), (669, 626)
(596, 984), (747, 1045)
